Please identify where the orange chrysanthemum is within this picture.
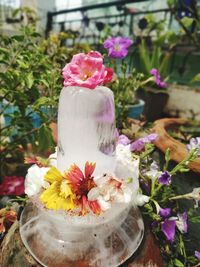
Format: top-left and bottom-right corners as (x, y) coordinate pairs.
(65, 161), (101, 215)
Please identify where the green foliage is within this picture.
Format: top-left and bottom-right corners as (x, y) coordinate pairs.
(0, 26), (91, 176)
(138, 39), (172, 78)
(108, 67), (145, 127)
(139, 146), (200, 267)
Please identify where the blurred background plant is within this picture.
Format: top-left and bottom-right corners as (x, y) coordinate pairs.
(0, 9), (91, 177)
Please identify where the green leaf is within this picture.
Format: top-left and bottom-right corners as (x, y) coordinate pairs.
(31, 32), (41, 38)
(11, 35), (25, 42)
(159, 52), (171, 77)
(165, 148), (171, 162)
(33, 96), (51, 108)
(0, 47), (9, 55)
(151, 46), (161, 69)
(37, 124), (54, 153)
(181, 17), (194, 28)
(191, 73), (200, 83)
(138, 40), (151, 74)
(25, 73), (34, 88)
(167, 0), (176, 7)
(174, 259), (185, 267)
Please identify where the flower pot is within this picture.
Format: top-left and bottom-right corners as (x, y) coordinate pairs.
(137, 89), (169, 121)
(127, 99), (145, 119)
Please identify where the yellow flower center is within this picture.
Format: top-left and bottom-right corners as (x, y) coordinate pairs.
(82, 71), (92, 81)
(114, 44), (121, 51)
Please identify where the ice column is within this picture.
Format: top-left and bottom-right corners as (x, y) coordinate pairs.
(57, 86), (116, 175)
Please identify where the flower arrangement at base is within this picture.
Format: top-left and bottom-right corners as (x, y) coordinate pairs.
(24, 150), (139, 216)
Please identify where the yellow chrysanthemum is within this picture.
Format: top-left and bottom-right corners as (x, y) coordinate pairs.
(40, 167), (76, 211)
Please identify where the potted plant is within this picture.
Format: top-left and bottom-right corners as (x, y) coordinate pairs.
(102, 37), (147, 127)
(137, 67), (169, 121)
(135, 38), (171, 121)
(108, 68), (145, 126)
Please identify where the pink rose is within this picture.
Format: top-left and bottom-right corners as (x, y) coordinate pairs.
(62, 51), (113, 89)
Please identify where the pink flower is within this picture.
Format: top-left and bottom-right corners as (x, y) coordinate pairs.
(62, 51), (113, 89)
(0, 176), (24, 196)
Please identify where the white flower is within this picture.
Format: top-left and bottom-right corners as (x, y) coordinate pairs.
(135, 194), (150, 206)
(189, 187), (200, 208)
(25, 164), (50, 197)
(145, 161), (162, 180)
(186, 137), (200, 156)
(115, 144), (140, 197)
(87, 174), (132, 211)
(115, 144), (139, 179)
(48, 147), (57, 167)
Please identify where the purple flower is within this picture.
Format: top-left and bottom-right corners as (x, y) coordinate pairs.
(150, 68), (167, 88)
(103, 37), (133, 59)
(159, 207), (171, 218)
(158, 171), (171, 186)
(186, 137), (200, 157)
(117, 134), (131, 146)
(130, 139), (145, 152)
(130, 133), (158, 152)
(176, 212), (188, 234)
(161, 219), (176, 242)
(195, 250), (200, 260)
(143, 133), (158, 142)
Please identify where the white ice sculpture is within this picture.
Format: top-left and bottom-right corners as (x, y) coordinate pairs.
(57, 86), (116, 175)
(20, 85), (144, 267)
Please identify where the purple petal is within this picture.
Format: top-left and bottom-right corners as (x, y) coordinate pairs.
(146, 133), (158, 142)
(130, 139), (145, 152)
(176, 212), (188, 233)
(150, 68), (158, 76)
(161, 219), (176, 242)
(159, 207), (171, 218)
(195, 250), (200, 260)
(117, 134), (131, 145)
(150, 68), (167, 89)
(158, 81), (167, 88)
(103, 38), (115, 49)
(118, 37), (133, 48)
(108, 47), (128, 59)
(130, 134), (158, 152)
(158, 171), (171, 186)
(103, 37), (133, 59)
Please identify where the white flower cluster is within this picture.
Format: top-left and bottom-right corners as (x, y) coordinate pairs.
(88, 174), (132, 211)
(25, 150), (57, 197)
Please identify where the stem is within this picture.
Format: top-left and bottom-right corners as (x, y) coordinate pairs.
(169, 193), (191, 201)
(140, 76), (155, 87)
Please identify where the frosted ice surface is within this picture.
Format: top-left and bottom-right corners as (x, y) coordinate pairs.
(57, 86), (116, 175)
(20, 202), (144, 266)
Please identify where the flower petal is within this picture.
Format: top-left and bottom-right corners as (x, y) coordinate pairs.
(161, 219), (176, 242)
(85, 161), (96, 178)
(45, 167), (63, 183)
